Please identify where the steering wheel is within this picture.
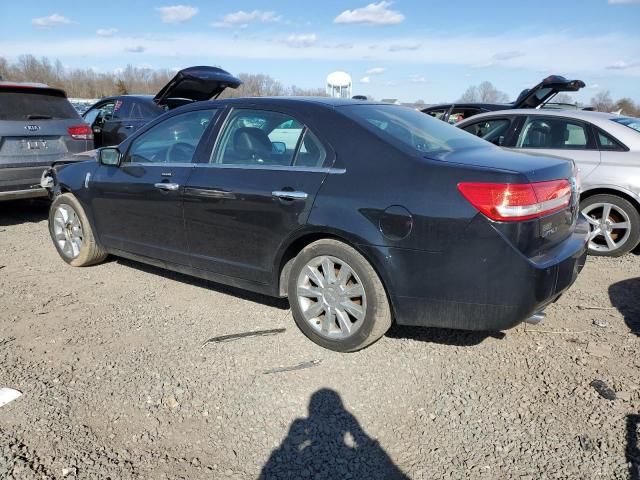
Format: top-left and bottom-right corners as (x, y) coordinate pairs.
(165, 142), (196, 163)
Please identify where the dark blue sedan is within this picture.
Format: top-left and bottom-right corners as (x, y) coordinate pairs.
(43, 97), (589, 351)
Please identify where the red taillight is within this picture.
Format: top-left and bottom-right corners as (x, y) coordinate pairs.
(457, 179), (571, 222)
(67, 125), (93, 140)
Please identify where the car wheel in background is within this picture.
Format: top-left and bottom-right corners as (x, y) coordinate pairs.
(288, 239), (392, 352)
(49, 193), (107, 267)
(580, 194), (640, 257)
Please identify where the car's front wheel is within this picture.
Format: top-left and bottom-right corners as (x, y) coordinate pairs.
(580, 194), (640, 257)
(288, 239), (392, 352)
(49, 193), (107, 266)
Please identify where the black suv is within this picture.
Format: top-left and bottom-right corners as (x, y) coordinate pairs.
(0, 82), (93, 201)
(422, 75), (586, 124)
(83, 66), (241, 147)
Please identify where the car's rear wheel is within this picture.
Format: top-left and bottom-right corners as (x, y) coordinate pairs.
(288, 239), (392, 352)
(580, 194), (640, 257)
(49, 193), (107, 266)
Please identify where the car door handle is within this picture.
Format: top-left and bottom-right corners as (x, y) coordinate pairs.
(124, 125), (135, 129)
(154, 182), (180, 191)
(272, 190), (308, 200)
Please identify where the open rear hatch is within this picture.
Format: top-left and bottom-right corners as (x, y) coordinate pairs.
(153, 66), (242, 106)
(513, 75), (585, 109)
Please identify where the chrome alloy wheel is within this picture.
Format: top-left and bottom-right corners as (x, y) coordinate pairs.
(52, 204), (84, 259)
(296, 255), (367, 340)
(581, 202), (632, 254)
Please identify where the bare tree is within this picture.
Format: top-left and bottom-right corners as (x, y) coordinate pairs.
(614, 98), (640, 116)
(458, 81), (509, 103)
(552, 93), (575, 105)
(591, 91), (614, 112)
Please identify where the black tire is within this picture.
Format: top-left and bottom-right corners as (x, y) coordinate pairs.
(287, 239), (392, 352)
(48, 193), (107, 267)
(580, 194), (640, 257)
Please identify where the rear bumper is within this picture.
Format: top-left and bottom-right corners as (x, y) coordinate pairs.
(359, 217), (589, 331)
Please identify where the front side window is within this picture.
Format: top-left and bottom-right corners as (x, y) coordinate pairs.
(125, 109), (217, 164)
(462, 118), (511, 145)
(84, 101), (115, 125)
(516, 117), (589, 150)
(212, 109), (326, 167)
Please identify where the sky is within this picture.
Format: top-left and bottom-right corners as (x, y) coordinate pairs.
(1, 0), (639, 103)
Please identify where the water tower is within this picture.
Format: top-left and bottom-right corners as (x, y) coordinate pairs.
(326, 71), (352, 99)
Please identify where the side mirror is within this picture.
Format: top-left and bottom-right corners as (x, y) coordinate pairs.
(98, 147), (120, 166)
(271, 141), (286, 154)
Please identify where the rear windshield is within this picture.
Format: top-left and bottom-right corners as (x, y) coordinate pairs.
(341, 104), (489, 155)
(611, 117), (640, 134)
(0, 89), (80, 121)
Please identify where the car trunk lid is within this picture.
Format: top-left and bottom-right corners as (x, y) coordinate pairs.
(153, 66), (242, 106)
(513, 75), (585, 109)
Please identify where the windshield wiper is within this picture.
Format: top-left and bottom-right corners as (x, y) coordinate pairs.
(26, 114), (53, 120)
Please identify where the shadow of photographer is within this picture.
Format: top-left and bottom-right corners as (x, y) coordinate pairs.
(259, 388), (409, 479)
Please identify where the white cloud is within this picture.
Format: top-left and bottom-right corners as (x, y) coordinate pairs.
(212, 10), (281, 28)
(360, 76), (371, 84)
(4, 31), (640, 81)
(366, 67), (385, 75)
(156, 5), (199, 24)
(608, 0), (640, 4)
(606, 60), (640, 70)
(32, 13), (71, 28)
(586, 83), (601, 89)
(125, 45), (146, 53)
(334, 1), (404, 25)
(286, 33), (317, 48)
(409, 74), (426, 83)
(388, 43), (420, 52)
(96, 28), (118, 37)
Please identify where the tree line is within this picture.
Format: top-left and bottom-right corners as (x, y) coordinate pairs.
(1, 55), (638, 116)
(0, 55), (325, 99)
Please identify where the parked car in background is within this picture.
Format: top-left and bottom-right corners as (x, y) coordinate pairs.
(458, 110), (640, 257)
(43, 98), (587, 351)
(0, 82), (93, 200)
(422, 75), (586, 124)
(82, 66), (241, 148)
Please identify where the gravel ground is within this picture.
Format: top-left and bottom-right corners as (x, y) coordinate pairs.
(1, 199), (639, 480)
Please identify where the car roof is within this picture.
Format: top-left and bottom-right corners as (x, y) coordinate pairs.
(210, 96), (384, 108)
(457, 108), (640, 150)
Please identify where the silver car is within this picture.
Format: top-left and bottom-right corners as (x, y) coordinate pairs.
(0, 82), (93, 201)
(457, 109), (640, 256)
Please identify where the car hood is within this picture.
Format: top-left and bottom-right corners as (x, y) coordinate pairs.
(153, 66), (242, 105)
(513, 75), (585, 109)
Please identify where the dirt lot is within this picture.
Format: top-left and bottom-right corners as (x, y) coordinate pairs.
(0, 199), (639, 480)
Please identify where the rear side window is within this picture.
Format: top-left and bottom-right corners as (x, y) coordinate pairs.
(212, 109), (327, 168)
(448, 107), (481, 124)
(516, 117), (590, 150)
(343, 104), (488, 155)
(596, 129), (626, 151)
(423, 108), (447, 120)
(0, 89), (79, 120)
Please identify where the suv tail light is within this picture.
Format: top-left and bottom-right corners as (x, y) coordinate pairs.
(458, 179), (571, 222)
(67, 125), (93, 140)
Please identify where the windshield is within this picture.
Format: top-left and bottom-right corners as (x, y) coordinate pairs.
(0, 89), (79, 120)
(611, 117), (640, 134)
(341, 104), (490, 155)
